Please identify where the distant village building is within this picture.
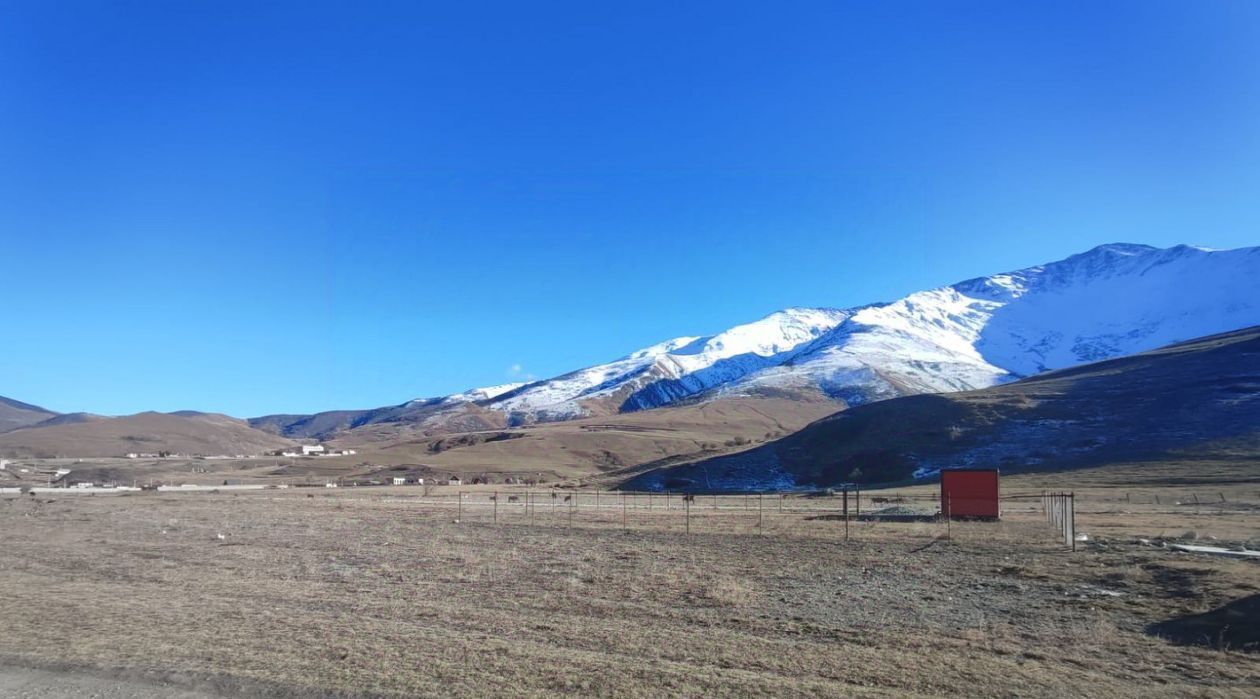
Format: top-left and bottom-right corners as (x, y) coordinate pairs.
(277, 445), (330, 457)
(392, 477), (407, 486)
(447, 477), (462, 486)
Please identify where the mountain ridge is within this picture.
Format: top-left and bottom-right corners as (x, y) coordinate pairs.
(246, 242), (1260, 441)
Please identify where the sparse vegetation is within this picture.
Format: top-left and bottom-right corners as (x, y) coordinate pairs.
(1, 465), (1258, 696)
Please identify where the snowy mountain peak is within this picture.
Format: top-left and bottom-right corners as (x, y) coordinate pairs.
(446, 383), (528, 403)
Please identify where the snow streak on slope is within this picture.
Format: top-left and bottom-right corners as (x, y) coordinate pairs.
(442, 383), (528, 404)
(488, 308), (851, 420)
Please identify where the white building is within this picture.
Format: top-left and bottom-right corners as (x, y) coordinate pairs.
(392, 477), (407, 486)
(298, 445), (325, 455)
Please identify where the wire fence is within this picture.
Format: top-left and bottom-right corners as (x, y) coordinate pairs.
(358, 489), (1080, 549)
(1042, 491), (1076, 551)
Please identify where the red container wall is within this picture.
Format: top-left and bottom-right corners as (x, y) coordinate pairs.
(941, 470), (1000, 519)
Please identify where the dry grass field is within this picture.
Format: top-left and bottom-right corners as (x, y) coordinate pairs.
(2, 467), (1259, 697)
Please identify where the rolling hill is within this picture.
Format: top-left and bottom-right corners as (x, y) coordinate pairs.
(0, 411), (296, 458)
(622, 326), (1260, 492)
(320, 395), (840, 483)
(0, 396), (58, 433)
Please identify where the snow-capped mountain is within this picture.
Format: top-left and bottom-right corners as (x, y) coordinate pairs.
(477, 243), (1260, 421)
(253, 242), (1260, 440)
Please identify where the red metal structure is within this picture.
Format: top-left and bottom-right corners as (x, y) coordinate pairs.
(940, 469), (1000, 520)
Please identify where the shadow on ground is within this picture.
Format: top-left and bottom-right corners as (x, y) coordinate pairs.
(1147, 593), (1260, 652)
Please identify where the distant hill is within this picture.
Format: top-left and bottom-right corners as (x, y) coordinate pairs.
(0, 411), (296, 458)
(325, 395), (839, 483)
(624, 326), (1260, 492)
(28, 412), (105, 428)
(0, 396), (58, 433)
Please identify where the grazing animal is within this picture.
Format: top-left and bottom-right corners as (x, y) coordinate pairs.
(507, 495), (520, 503)
(563, 495), (572, 503)
(488, 495), (497, 501)
(682, 494), (696, 503)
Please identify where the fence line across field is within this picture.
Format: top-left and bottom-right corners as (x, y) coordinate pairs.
(365, 488), (1077, 549)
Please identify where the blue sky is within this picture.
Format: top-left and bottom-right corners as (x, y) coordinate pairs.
(3, 1), (1259, 416)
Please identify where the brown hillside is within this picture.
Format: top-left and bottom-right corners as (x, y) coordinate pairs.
(0, 396), (58, 433)
(0, 411), (295, 458)
(313, 396), (840, 483)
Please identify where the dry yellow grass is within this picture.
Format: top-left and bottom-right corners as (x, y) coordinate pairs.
(2, 480), (1259, 697)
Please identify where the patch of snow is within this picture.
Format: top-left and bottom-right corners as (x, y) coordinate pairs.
(912, 466), (940, 481)
(1169, 544), (1260, 558)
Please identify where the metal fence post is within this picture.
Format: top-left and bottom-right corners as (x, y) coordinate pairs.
(759, 492), (764, 533)
(1069, 492), (1076, 552)
(843, 488), (849, 542)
